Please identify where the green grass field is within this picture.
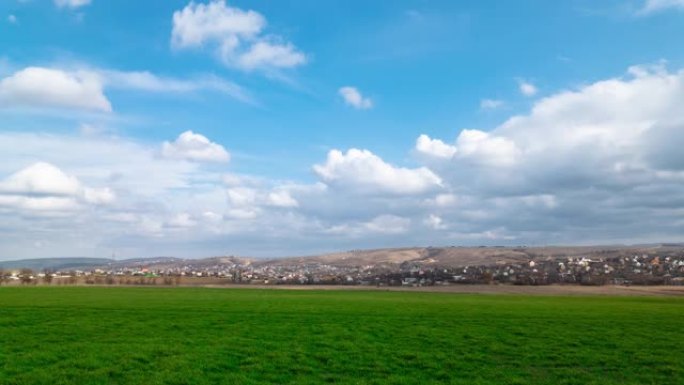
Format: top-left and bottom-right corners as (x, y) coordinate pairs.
(0, 287), (682, 385)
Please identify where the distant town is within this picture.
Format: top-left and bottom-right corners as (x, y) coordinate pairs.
(2, 245), (684, 287)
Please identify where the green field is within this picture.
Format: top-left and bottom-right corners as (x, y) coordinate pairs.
(0, 287), (682, 385)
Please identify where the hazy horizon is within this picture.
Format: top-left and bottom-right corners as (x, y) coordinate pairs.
(4, 241), (684, 263)
(2, 0), (684, 260)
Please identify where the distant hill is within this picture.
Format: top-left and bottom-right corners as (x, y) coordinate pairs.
(253, 244), (684, 269)
(0, 258), (114, 271)
(256, 245), (593, 268)
(1, 244), (681, 272)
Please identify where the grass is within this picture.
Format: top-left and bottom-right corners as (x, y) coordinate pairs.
(0, 287), (683, 385)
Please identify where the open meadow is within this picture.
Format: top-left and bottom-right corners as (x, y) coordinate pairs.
(1, 287), (683, 385)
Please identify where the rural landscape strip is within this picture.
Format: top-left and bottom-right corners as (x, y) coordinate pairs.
(2, 245), (684, 289)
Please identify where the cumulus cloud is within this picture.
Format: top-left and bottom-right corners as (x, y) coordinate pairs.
(417, 63), (684, 244)
(496, 64), (683, 166)
(0, 162), (82, 196)
(415, 131), (519, 167)
(454, 129), (521, 167)
(0, 65), (252, 113)
(171, 0), (306, 71)
(171, 1), (264, 48)
(233, 40), (306, 71)
(0, 67), (111, 112)
(0, 132), (236, 256)
(162, 131), (231, 163)
(415, 134), (457, 159)
(0, 162), (114, 213)
(338, 86), (373, 109)
(222, 184), (299, 220)
(313, 148), (442, 195)
(5, 63), (684, 258)
(517, 79), (538, 96)
(54, 0), (91, 8)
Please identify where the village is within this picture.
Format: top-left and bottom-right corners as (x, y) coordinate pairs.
(2, 250), (684, 287)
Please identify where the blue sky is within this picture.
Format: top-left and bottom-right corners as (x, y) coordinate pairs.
(1, 0), (684, 259)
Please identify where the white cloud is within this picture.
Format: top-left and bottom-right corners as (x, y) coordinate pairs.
(415, 131), (520, 167)
(5, 63), (684, 258)
(449, 229), (517, 241)
(0, 162), (115, 213)
(79, 123), (109, 137)
(415, 134), (457, 159)
(0, 132), (239, 257)
(166, 213), (198, 228)
(104, 71), (194, 92)
(7, 14), (17, 24)
(222, 173), (261, 187)
(224, 208), (259, 220)
(424, 214), (447, 230)
(226, 187), (257, 208)
(364, 215), (410, 234)
(231, 40), (306, 71)
(639, 0), (684, 14)
(517, 79), (538, 96)
(83, 187), (116, 205)
(417, 63), (684, 245)
(171, 0), (306, 71)
(454, 129), (521, 167)
(162, 131), (230, 163)
(224, 185), (299, 217)
(54, 0), (91, 8)
(519, 194), (558, 209)
(171, 1), (264, 48)
(326, 215), (411, 236)
(267, 190), (299, 208)
(101, 70), (252, 103)
(338, 86), (373, 109)
(0, 162), (81, 196)
(0, 132), (200, 198)
(497, 64), (684, 157)
(0, 65), (252, 113)
(313, 148), (442, 195)
(0, 67), (111, 112)
(427, 193), (459, 208)
(0, 195), (80, 213)
(480, 99), (504, 110)
(202, 211), (223, 223)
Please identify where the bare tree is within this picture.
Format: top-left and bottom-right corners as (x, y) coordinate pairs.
(43, 270), (54, 285)
(68, 271), (78, 285)
(19, 268), (34, 285)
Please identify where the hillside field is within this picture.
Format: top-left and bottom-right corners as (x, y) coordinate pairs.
(0, 287), (683, 385)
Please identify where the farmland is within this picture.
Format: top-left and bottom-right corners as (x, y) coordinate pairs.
(0, 287), (683, 384)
